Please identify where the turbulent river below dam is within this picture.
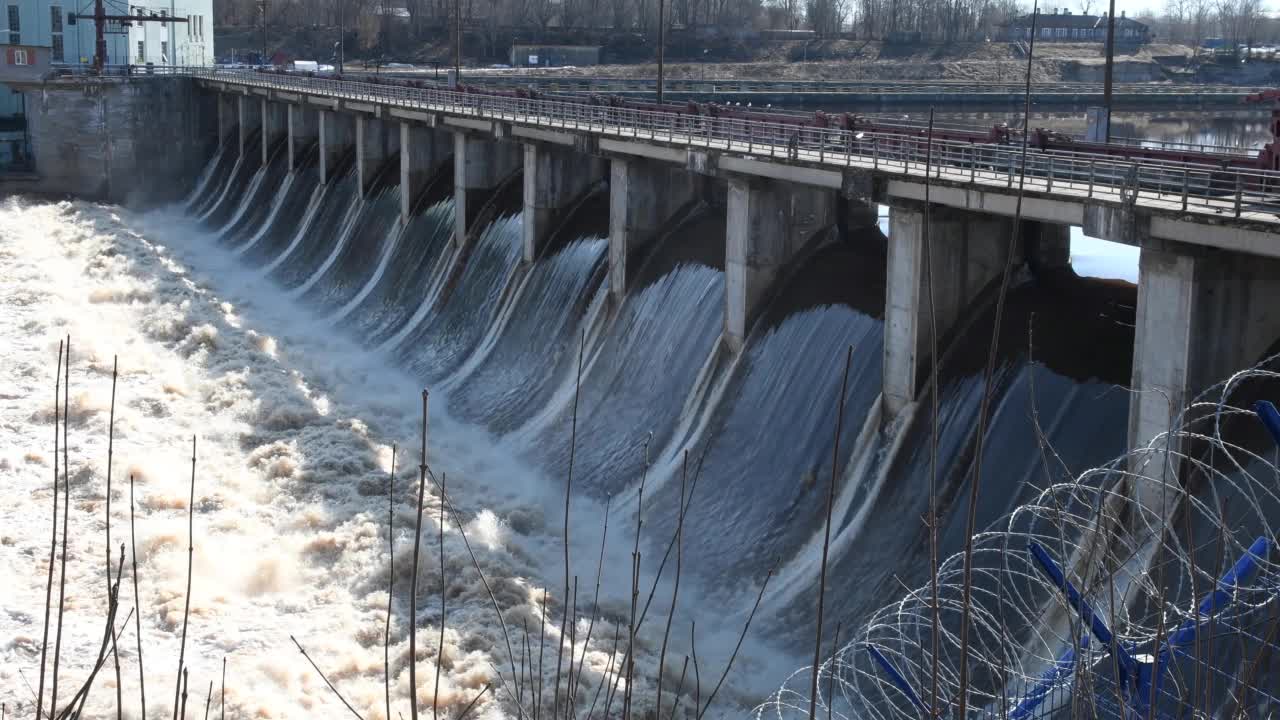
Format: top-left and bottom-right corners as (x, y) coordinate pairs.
(0, 134), (1140, 719)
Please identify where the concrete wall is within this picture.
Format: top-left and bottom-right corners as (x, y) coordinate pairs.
(400, 122), (450, 223)
(217, 92), (238, 149)
(882, 202), (1017, 421)
(453, 132), (521, 246)
(237, 93), (261, 158)
(357, 114), (399, 194)
(1023, 220), (1072, 272)
(725, 176), (835, 350)
(318, 110), (354, 184)
(1129, 243), (1280, 492)
(262, 98), (287, 165)
(288, 104), (317, 171)
(22, 77), (215, 206)
(522, 142), (606, 262)
(608, 157), (699, 301)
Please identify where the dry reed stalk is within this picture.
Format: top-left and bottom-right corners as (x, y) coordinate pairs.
(1203, 500), (1229, 718)
(220, 657), (226, 720)
(635, 442), (712, 631)
(555, 331), (586, 720)
(434, 473), (446, 720)
(1236, 602), (1280, 719)
(808, 345), (854, 720)
(827, 621), (841, 720)
(584, 620), (621, 720)
(695, 563), (776, 720)
(52, 336), (72, 716)
(173, 436), (197, 720)
(430, 477), (521, 711)
(691, 622), (700, 714)
(37, 339), (65, 720)
(410, 392), (429, 720)
(606, 436), (651, 720)
(56, 547), (126, 720)
(622, 551), (640, 720)
(922, 107), (943, 720)
(204, 681), (213, 720)
(668, 657), (689, 720)
(537, 589), (547, 720)
(111, 630), (122, 720)
(456, 684), (491, 720)
(291, 635), (367, 719)
(657, 451), (691, 715)
(387, 445), (397, 720)
(955, 8), (1038, 715)
(106, 356), (121, 720)
(130, 473), (147, 718)
(520, 620), (530, 708)
(568, 577), (579, 717)
(1183, 490), (1202, 717)
(605, 440), (714, 719)
(571, 495), (611, 708)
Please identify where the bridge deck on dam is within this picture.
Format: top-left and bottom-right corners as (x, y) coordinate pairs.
(195, 69), (1280, 255)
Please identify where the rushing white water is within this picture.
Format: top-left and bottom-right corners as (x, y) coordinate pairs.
(0, 197), (704, 719)
(0, 151), (1143, 719)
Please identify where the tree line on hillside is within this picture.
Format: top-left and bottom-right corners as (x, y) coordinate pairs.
(214, 0), (1279, 55)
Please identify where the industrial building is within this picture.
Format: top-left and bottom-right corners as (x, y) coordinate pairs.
(0, 0), (213, 171)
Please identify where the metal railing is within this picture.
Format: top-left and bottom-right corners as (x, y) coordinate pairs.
(192, 68), (1280, 224)
(421, 73), (1267, 98)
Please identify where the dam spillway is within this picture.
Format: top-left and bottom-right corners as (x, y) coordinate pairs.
(3, 72), (1280, 719)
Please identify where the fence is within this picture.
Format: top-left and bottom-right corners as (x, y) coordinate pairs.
(191, 68), (1280, 224)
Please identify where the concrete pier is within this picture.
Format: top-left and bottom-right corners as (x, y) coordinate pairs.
(318, 111), (354, 185)
(1024, 220), (1072, 272)
(287, 105), (318, 172)
(725, 177), (835, 350)
(399, 123), (450, 223)
(453, 132), (521, 247)
(262, 99), (287, 165)
(882, 203), (1016, 422)
(522, 144), (605, 262)
(1129, 245), (1280, 490)
(608, 158), (698, 301)
(357, 115), (399, 195)
(237, 94), (262, 159)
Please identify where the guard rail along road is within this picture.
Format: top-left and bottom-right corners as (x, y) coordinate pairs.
(191, 67), (1280, 236)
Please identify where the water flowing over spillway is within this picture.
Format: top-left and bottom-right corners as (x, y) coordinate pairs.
(0, 142), (1147, 718)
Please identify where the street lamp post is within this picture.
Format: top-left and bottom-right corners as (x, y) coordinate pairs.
(656, 0), (666, 105)
(1102, 0), (1116, 142)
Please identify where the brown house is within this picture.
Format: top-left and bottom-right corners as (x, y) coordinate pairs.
(1001, 9), (1150, 43)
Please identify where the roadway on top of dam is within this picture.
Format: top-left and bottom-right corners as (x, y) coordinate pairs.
(195, 68), (1280, 257)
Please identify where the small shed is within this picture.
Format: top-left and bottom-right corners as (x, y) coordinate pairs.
(509, 45), (601, 68)
(0, 45), (50, 83)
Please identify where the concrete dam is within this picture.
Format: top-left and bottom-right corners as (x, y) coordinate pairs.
(2, 71), (1280, 718)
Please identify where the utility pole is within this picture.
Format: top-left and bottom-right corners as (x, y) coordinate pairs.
(337, 0), (344, 73)
(260, 0), (268, 65)
(80, 1), (187, 73)
(453, 0), (461, 83)
(656, 0), (666, 105)
(1102, 0), (1116, 142)
(94, 0), (106, 73)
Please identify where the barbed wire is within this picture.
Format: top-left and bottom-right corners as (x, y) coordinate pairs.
(758, 357), (1280, 720)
